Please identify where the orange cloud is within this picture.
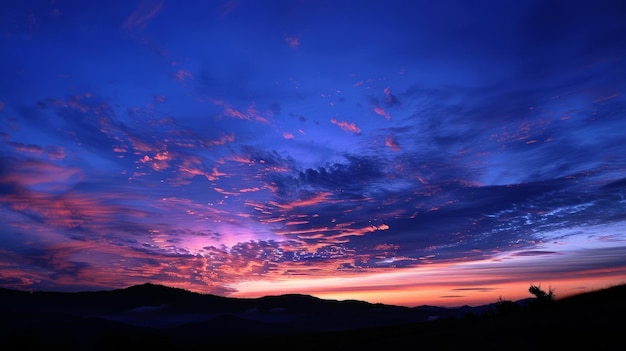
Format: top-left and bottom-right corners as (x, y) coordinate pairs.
(269, 192), (334, 210)
(330, 118), (361, 134)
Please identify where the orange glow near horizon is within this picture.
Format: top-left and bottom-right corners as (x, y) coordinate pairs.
(230, 249), (626, 307)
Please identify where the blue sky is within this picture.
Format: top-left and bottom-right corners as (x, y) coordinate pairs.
(1, 0), (625, 307)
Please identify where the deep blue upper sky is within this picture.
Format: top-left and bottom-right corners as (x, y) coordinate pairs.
(1, 0), (625, 306)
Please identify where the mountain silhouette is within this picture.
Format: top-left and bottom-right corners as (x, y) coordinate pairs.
(1, 283), (624, 350)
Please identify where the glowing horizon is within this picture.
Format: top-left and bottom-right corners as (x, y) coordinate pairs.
(1, 0), (625, 308)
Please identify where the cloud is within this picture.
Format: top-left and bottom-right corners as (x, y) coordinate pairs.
(0, 159), (82, 198)
(385, 136), (400, 151)
(122, 0), (164, 30)
(216, 101), (271, 125)
(330, 118), (361, 134)
(373, 106), (391, 120)
(220, 0), (238, 17)
(174, 69), (194, 81)
(384, 86), (400, 106)
(450, 287), (498, 292)
(284, 34), (300, 48)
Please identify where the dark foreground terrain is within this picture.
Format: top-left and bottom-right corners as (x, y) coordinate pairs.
(1, 283), (624, 350)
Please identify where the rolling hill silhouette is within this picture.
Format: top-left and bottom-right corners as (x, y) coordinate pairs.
(1, 283), (624, 350)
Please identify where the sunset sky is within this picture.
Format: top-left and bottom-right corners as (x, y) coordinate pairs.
(1, 0), (625, 307)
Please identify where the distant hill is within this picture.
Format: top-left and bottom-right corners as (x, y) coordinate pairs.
(1, 283), (624, 350)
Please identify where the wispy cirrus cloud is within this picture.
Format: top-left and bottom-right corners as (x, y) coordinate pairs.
(122, 0), (164, 30)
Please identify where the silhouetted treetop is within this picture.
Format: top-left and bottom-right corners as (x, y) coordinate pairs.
(529, 284), (554, 304)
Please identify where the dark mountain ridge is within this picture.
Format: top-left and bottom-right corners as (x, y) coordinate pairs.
(0, 282), (411, 316)
(1, 283), (624, 350)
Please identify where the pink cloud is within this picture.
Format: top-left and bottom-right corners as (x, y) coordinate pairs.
(285, 220), (310, 225)
(374, 243), (400, 251)
(0, 160), (81, 191)
(213, 187), (240, 196)
(229, 154), (254, 164)
(178, 160), (206, 179)
(122, 0), (164, 30)
(384, 86), (392, 97)
(128, 135), (157, 154)
(219, 102), (271, 124)
(593, 92), (620, 103)
(284, 34), (300, 48)
(268, 192), (334, 210)
(0, 190), (147, 230)
(224, 106), (248, 120)
(246, 104), (270, 124)
(283, 132), (294, 139)
(383, 86), (398, 105)
(46, 147), (65, 160)
(385, 136), (401, 151)
(139, 150), (171, 171)
(220, 0), (238, 17)
(239, 187), (260, 193)
(174, 69), (194, 81)
(0, 239), (238, 294)
(206, 167), (227, 181)
(489, 118), (551, 144)
(8, 142), (44, 155)
(208, 133), (235, 146)
(330, 118), (361, 134)
(7, 142), (65, 160)
(374, 106), (391, 120)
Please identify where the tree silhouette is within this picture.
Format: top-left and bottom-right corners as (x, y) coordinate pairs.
(528, 284), (554, 308)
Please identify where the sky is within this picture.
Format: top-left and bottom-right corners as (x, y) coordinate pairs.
(1, 0), (626, 308)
